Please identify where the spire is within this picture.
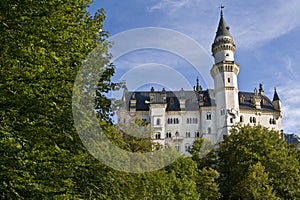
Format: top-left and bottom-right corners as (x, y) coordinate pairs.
(215, 9), (232, 39)
(273, 88), (280, 101)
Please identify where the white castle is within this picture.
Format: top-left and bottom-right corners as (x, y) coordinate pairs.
(117, 11), (282, 155)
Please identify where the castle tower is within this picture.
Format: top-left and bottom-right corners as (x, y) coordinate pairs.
(210, 9), (240, 140)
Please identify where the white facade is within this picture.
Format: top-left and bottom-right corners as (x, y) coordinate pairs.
(117, 12), (283, 155)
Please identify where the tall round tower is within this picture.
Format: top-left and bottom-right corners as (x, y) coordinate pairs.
(210, 9), (240, 140)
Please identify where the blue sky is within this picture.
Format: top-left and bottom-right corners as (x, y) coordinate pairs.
(88, 0), (300, 135)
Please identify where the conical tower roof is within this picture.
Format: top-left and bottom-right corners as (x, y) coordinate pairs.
(273, 88), (280, 101)
(215, 10), (232, 39)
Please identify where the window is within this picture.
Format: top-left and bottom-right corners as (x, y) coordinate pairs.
(228, 78), (231, 83)
(166, 132), (172, 138)
(195, 132), (200, 138)
(170, 97), (174, 105)
(240, 115), (244, 122)
(156, 118), (161, 125)
(175, 131), (179, 137)
(175, 145), (180, 151)
(185, 144), (191, 152)
(168, 118), (179, 124)
(230, 118), (233, 123)
(208, 127), (211, 134)
(253, 117), (256, 124)
(186, 132), (191, 138)
(206, 112), (212, 120)
(221, 109), (225, 116)
(270, 118), (276, 125)
(250, 117), (253, 123)
(155, 133), (161, 140)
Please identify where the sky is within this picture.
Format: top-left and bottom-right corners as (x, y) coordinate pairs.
(88, 0), (300, 135)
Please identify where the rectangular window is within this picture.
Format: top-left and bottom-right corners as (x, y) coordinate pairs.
(175, 145), (180, 151)
(186, 132), (190, 138)
(208, 127), (211, 134)
(221, 109), (225, 116)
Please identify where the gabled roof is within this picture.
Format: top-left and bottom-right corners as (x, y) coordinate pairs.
(238, 92), (278, 111)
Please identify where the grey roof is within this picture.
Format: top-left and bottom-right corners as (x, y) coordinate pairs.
(215, 11), (232, 39)
(238, 92), (278, 111)
(273, 89), (280, 101)
(124, 90), (215, 112)
(123, 90), (279, 112)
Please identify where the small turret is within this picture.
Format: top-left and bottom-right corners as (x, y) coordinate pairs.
(272, 88), (281, 111)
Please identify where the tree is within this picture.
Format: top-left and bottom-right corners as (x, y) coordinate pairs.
(231, 162), (279, 200)
(0, 1), (114, 198)
(197, 168), (221, 200)
(214, 125), (300, 199)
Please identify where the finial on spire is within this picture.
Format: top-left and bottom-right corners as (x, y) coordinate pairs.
(220, 5), (225, 16)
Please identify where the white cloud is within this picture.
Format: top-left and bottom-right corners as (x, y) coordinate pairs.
(278, 81), (300, 135)
(147, 0), (300, 49)
(149, 0), (190, 13)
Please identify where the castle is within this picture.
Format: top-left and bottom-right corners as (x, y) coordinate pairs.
(117, 11), (282, 155)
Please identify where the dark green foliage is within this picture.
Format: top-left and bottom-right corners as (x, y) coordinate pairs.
(0, 0), (113, 198)
(210, 125), (300, 200)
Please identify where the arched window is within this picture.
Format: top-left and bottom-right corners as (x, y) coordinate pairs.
(195, 132), (200, 138)
(240, 115), (244, 122)
(253, 117), (256, 124)
(185, 144), (191, 152)
(175, 131), (179, 137)
(230, 118), (234, 123)
(155, 132), (161, 140)
(176, 118), (179, 124)
(166, 132), (172, 138)
(250, 117), (253, 123)
(156, 118), (161, 125)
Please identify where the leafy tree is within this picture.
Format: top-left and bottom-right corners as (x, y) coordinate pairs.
(214, 125), (300, 199)
(231, 162), (279, 200)
(197, 168), (221, 200)
(0, 0), (114, 198)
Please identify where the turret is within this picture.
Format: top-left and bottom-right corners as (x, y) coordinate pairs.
(211, 9), (236, 63)
(272, 88), (282, 111)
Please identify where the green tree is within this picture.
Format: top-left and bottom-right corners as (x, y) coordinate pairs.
(231, 162), (279, 200)
(215, 125), (300, 199)
(197, 168), (221, 200)
(0, 0), (114, 198)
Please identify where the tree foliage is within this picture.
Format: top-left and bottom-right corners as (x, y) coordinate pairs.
(0, 0), (113, 198)
(211, 125), (300, 199)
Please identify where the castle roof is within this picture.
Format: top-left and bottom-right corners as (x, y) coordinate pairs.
(123, 90), (279, 112)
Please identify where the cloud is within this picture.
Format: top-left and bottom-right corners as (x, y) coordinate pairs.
(147, 0), (300, 49)
(278, 80), (300, 135)
(149, 0), (190, 13)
